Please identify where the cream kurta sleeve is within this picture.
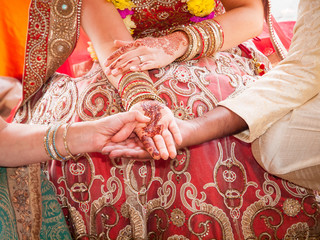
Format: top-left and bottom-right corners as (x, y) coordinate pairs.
(219, 0), (320, 143)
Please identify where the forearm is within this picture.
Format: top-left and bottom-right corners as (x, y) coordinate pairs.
(220, 0), (320, 142)
(0, 121), (96, 167)
(217, 0), (264, 50)
(82, 0), (133, 88)
(180, 106), (248, 147)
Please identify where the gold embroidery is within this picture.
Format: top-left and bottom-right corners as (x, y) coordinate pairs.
(170, 208), (186, 227)
(78, 75), (122, 121)
(22, 0), (81, 104)
(204, 142), (257, 220)
(167, 235), (189, 240)
(188, 203), (234, 239)
(283, 198), (301, 217)
(67, 203), (87, 238)
(284, 222), (309, 240)
(117, 225), (133, 240)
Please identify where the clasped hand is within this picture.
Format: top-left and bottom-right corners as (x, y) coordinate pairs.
(104, 32), (188, 76)
(101, 100), (182, 160)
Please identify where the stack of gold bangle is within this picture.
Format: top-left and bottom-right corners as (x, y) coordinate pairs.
(118, 72), (165, 111)
(172, 19), (224, 62)
(44, 123), (67, 161)
(44, 123), (78, 161)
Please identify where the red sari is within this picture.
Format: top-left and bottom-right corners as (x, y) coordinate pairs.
(14, 0), (320, 239)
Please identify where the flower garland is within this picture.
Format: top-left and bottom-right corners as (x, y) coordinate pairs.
(107, 0), (216, 34)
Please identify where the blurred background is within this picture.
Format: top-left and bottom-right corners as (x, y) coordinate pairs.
(271, 0), (299, 21)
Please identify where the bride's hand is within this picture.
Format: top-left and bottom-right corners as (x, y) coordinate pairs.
(104, 32), (188, 76)
(130, 100), (182, 160)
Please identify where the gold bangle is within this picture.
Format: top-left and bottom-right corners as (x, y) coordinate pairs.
(52, 124), (67, 161)
(119, 72), (153, 94)
(195, 22), (210, 56)
(198, 21), (217, 56)
(171, 25), (201, 62)
(127, 93), (165, 110)
(63, 123), (78, 160)
(206, 19), (224, 53)
(44, 125), (54, 160)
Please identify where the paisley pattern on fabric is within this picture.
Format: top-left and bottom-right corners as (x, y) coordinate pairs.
(13, 0), (320, 239)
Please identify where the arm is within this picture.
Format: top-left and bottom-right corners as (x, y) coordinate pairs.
(81, 0), (133, 88)
(176, 106), (248, 147)
(216, 0), (264, 51)
(82, 0), (182, 160)
(219, 0), (320, 142)
(0, 112), (149, 166)
(104, 0), (264, 75)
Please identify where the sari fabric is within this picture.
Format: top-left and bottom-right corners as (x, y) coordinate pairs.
(13, 0), (320, 239)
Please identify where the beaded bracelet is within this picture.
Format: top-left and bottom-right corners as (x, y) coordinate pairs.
(44, 123), (68, 162)
(53, 124), (67, 161)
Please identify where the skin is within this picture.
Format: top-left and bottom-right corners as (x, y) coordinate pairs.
(0, 111), (150, 166)
(82, 0), (182, 160)
(104, 0), (264, 75)
(103, 106), (247, 159)
(81, 0), (264, 160)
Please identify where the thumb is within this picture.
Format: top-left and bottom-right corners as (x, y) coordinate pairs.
(118, 111), (150, 124)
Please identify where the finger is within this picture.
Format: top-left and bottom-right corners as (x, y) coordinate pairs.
(129, 61), (155, 72)
(118, 111), (150, 123)
(153, 135), (169, 160)
(111, 58), (139, 76)
(162, 129), (177, 159)
(132, 110), (151, 123)
(169, 120), (182, 146)
(109, 48), (143, 70)
(110, 52), (147, 75)
(141, 135), (160, 160)
(106, 42), (135, 63)
(109, 148), (151, 159)
(111, 123), (135, 142)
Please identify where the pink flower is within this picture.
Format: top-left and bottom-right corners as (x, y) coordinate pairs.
(190, 11), (215, 22)
(118, 8), (134, 19)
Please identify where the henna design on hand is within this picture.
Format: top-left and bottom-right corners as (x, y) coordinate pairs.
(107, 31), (187, 66)
(134, 32), (185, 56)
(140, 101), (164, 158)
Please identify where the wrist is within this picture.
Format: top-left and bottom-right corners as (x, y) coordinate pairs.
(65, 121), (96, 155)
(171, 31), (189, 59)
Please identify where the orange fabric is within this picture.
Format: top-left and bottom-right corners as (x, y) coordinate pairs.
(0, 0), (30, 80)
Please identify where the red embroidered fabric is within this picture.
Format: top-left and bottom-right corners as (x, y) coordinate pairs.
(15, 0), (320, 239)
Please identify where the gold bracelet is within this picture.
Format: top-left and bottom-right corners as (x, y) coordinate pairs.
(63, 123), (78, 160)
(195, 22), (210, 56)
(119, 71), (164, 110)
(198, 21), (217, 56)
(127, 93), (165, 110)
(119, 72), (153, 94)
(52, 123), (67, 161)
(171, 25), (201, 62)
(206, 19), (224, 53)
(44, 125), (54, 160)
